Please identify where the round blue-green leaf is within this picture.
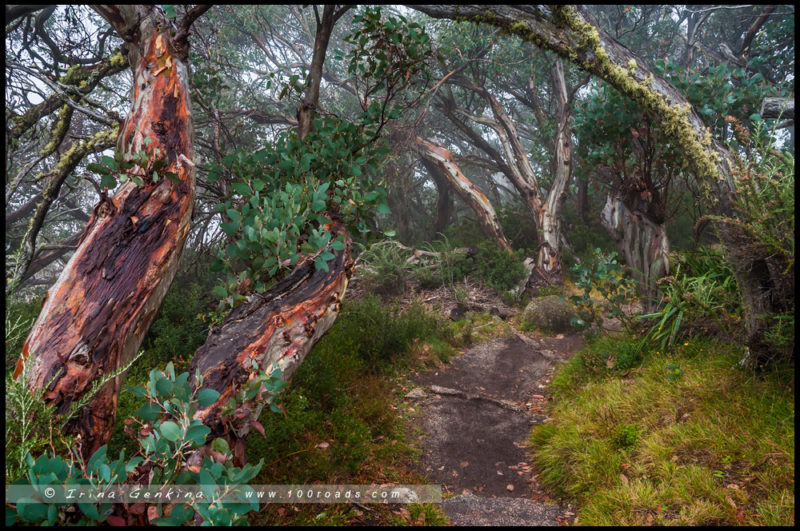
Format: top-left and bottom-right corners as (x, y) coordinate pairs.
(155, 378), (173, 397)
(197, 388), (220, 407)
(15, 499), (48, 523)
(211, 437), (229, 455)
(159, 421), (180, 442)
(134, 403), (162, 422)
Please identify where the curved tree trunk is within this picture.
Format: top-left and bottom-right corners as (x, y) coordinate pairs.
(445, 64), (576, 286)
(601, 195), (669, 313)
(415, 137), (512, 251)
(186, 218), (352, 464)
(15, 5), (197, 458)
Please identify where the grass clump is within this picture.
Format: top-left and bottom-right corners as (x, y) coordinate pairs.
(532, 337), (794, 526)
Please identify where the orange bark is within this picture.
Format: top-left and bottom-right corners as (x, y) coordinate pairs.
(186, 218), (353, 462)
(15, 14), (196, 457)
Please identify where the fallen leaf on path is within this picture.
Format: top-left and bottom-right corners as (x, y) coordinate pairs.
(459, 461), (469, 468)
(506, 484), (515, 492)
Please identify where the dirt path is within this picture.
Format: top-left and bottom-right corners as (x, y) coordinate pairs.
(407, 331), (584, 526)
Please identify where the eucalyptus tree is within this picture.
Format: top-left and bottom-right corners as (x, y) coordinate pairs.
(14, 4), (207, 457)
(12, 4), (434, 461)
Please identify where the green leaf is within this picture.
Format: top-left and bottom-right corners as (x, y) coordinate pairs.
(87, 162), (110, 174)
(78, 502), (100, 521)
(186, 424), (211, 446)
(86, 445), (108, 473)
(226, 209), (242, 223)
(314, 256), (329, 272)
(155, 378), (173, 398)
(213, 286), (228, 299)
(101, 155), (118, 170)
(220, 221), (240, 235)
(159, 421), (180, 441)
(232, 182), (251, 196)
(211, 437), (230, 455)
(15, 498), (49, 523)
(197, 388), (221, 407)
(134, 403), (162, 422)
(100, 174), (117, 189)
(128, 385), (147, 398)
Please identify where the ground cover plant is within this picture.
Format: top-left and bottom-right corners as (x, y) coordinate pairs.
(532, 337), (794, 526)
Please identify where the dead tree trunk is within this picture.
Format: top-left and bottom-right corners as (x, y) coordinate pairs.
(415, 137), (512, 251)
(601, 195), (669, 313)
(15, 5), (200, 458)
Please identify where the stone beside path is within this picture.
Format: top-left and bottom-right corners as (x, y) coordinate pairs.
(409, 333), (583, 526)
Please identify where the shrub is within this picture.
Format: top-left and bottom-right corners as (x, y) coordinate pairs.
(7, 363), (264, 526)
(329, 294), (453, 368)
(473, 241), (528, 292)
(4, 296), (42, 370)
(354, 241), (413, 296)
(569, 248), (639, 333)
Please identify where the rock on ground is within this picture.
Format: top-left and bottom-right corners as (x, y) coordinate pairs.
(522, 295), (579, 334)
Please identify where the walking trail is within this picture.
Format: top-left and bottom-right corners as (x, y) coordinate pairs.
(406, 330), (584, 526)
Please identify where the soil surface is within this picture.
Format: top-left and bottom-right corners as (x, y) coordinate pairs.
(408, 331), (584, 526)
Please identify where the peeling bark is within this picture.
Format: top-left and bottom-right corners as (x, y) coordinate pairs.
(15, 6), (197, 457)
(601, 195), (669, 313)
(415, 137), (512, 251)
(187, 219), (353, 463)
(446, 63), (575, 285)
(535, 59), (572, 285)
